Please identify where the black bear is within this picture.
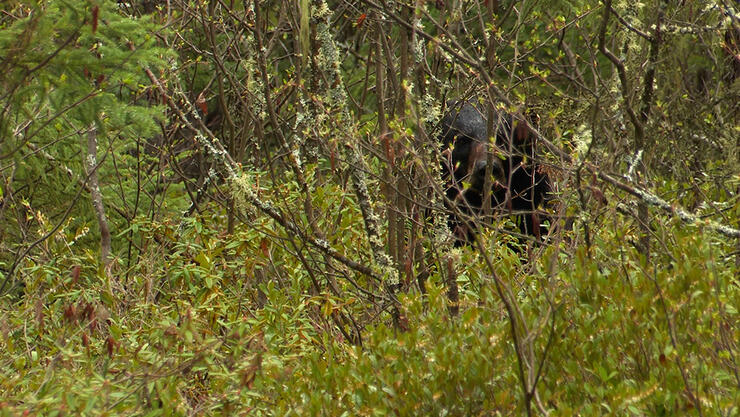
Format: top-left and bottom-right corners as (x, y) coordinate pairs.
(439, 100), (551, 245)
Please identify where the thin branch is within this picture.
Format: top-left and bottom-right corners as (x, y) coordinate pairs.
(85, 125), (112, 271)
(597, 0), (644, 146)
(142, 66), (390, 295)
(0, 150), (107, 294)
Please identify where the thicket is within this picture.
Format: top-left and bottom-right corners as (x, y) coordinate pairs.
(0, 0), (738, 415)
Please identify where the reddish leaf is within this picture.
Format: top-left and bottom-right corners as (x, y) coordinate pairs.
(35, 298), (45, 335)
(91, 5), (99, 34)
(63, 304), (77, 323)
(105, 336), (116, 358)
(404, 256), (412, 286)
(356, 13), (367, 28)
(196, 92), (208, 114)
(591, 186), (607, 205)
(71, 265), (81, 285)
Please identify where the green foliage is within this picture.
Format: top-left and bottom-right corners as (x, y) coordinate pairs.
(0, 0), (172, 267)
(1, 0), (739, 415)
(0, 0), (168, 129)
(260, 288), (515, 416)
(1, 204), (738, 414)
